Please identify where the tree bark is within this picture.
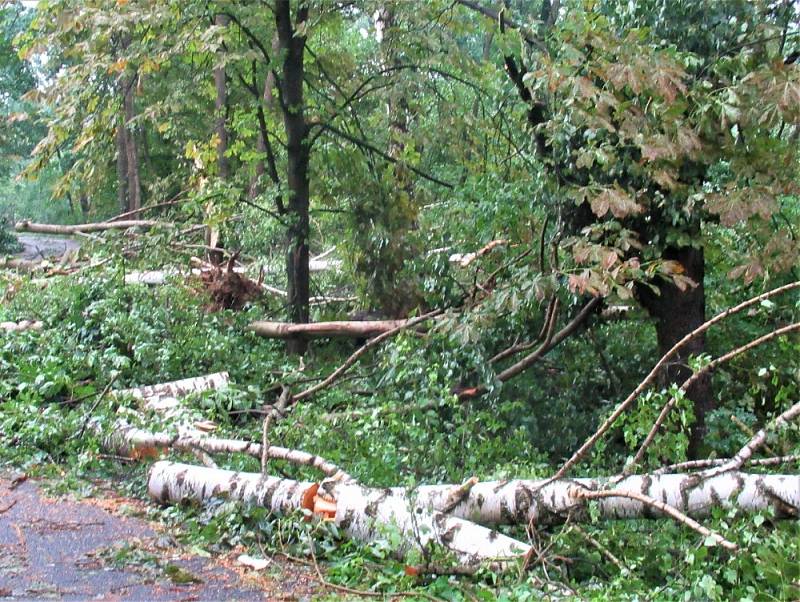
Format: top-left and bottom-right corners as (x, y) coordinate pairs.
(148, 461), (531, 566)
(15, 220), (161, 234)
(206, 13), (230, 265)
(213, 14), (230, 181)
(248, 319), (412, 339)
(638, 246), (712, 459)
(115, 119), (129, 213)
(147, 460), (800, 563)
(275, 0), (311, 354)
(122, 71), (142, 212)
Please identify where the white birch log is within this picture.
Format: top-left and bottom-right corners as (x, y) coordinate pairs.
(124, 425), (800, 526)
(248, 320), (410, 339)
(149, 460), (315, 516)
(147, 461), (531, 565)
(0, 320), (44, 333)
(113, 372), (230, 412)
(124, 270), (182, 285)
(105, 425), (354, 482)
(145, 459), (799, 565)
(15, 219), (163, 234)
(402, 473), (800, 525)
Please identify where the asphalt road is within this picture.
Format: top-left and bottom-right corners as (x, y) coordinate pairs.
(15, 234), (80, 260)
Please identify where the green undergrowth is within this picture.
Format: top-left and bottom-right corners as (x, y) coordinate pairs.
(1, 267), (799, 600)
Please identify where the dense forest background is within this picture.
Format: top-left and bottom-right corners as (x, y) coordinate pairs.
(1, 0), (800, 599)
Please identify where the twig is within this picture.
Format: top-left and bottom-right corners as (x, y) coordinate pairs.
(72, 374), (119, 441)
(700, 399), (800, 479)
(461, 296), (600, 398)
(489, 293), (554, 364)
(104, 191), (188, 222)
(652, 454), (800, 475)
(730, 415), (777, 456)
(570, 487), (737, 551)
(627, 322), (800, 472)
(192, 448), (218, 469)
(293, 309), (444, 403)
(0, 500), (17, 514)
(569, 524), (627, 573)
(305, 532), (444, 601)
(261, 413), (274, 474)
(548, 281), (800, 484)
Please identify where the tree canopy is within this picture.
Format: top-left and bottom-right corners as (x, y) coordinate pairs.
(1, 0), (799, 599)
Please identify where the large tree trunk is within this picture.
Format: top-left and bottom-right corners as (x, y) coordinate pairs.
(276, 0), (311, 355)
(115, 118), (129, 213)
(248, 35), (280, 201)
(638, 246), (712, 459)
(206, 13), (230, 266)
(147, 461), (799, 563)
(122, 71), (142, 212)
(213, 14), (230, 181)
(355, 4), (420, 317)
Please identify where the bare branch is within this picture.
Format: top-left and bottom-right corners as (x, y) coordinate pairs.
(571, 487), (737, 551)
(547, 281), (800, 485)
(628, 322), (800, 472)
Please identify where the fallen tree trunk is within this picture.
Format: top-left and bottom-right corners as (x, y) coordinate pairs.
(248, 319), (411, 339)
(0, 257), (42, 272)
(0, 320), (43, 333)
(148, 461), (532, 565)
(105, 425), (355, 482)
(113, 372), (230, 412)
(148, 461), (799, 563)
(124, 270), (182, 285)
(403, 472), (800, 526)
(15, 220), (163, 234)
(120, 423), (800, 526)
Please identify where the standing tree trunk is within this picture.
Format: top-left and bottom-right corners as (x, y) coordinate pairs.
(114, 32), (141, 214)
(115, 121), (129, 213)
(355, 3), (419, 317)
(276, 0), (311, 355)
(638, 246), (713, 459)
(213, 14), (230, 181)
(207, 13), (230, 265)
(122, 73), (142, 212)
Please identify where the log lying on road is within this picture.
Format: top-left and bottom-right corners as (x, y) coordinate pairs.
(15, 219), (164, 234)
(248, 319), (410, 339)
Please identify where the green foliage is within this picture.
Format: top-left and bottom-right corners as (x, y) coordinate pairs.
(0, 225), (21, 254)
(1, 0), (799, 600)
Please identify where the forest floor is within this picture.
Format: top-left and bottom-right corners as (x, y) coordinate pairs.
(15, 234), (80, 260)
(0, 470), (320, 601)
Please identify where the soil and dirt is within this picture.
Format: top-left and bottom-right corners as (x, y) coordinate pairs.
(0, 472), (320, 601)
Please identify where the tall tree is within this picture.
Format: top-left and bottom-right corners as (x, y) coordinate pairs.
(457, 0), (800, 455)
(275, 0), (311, 354)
